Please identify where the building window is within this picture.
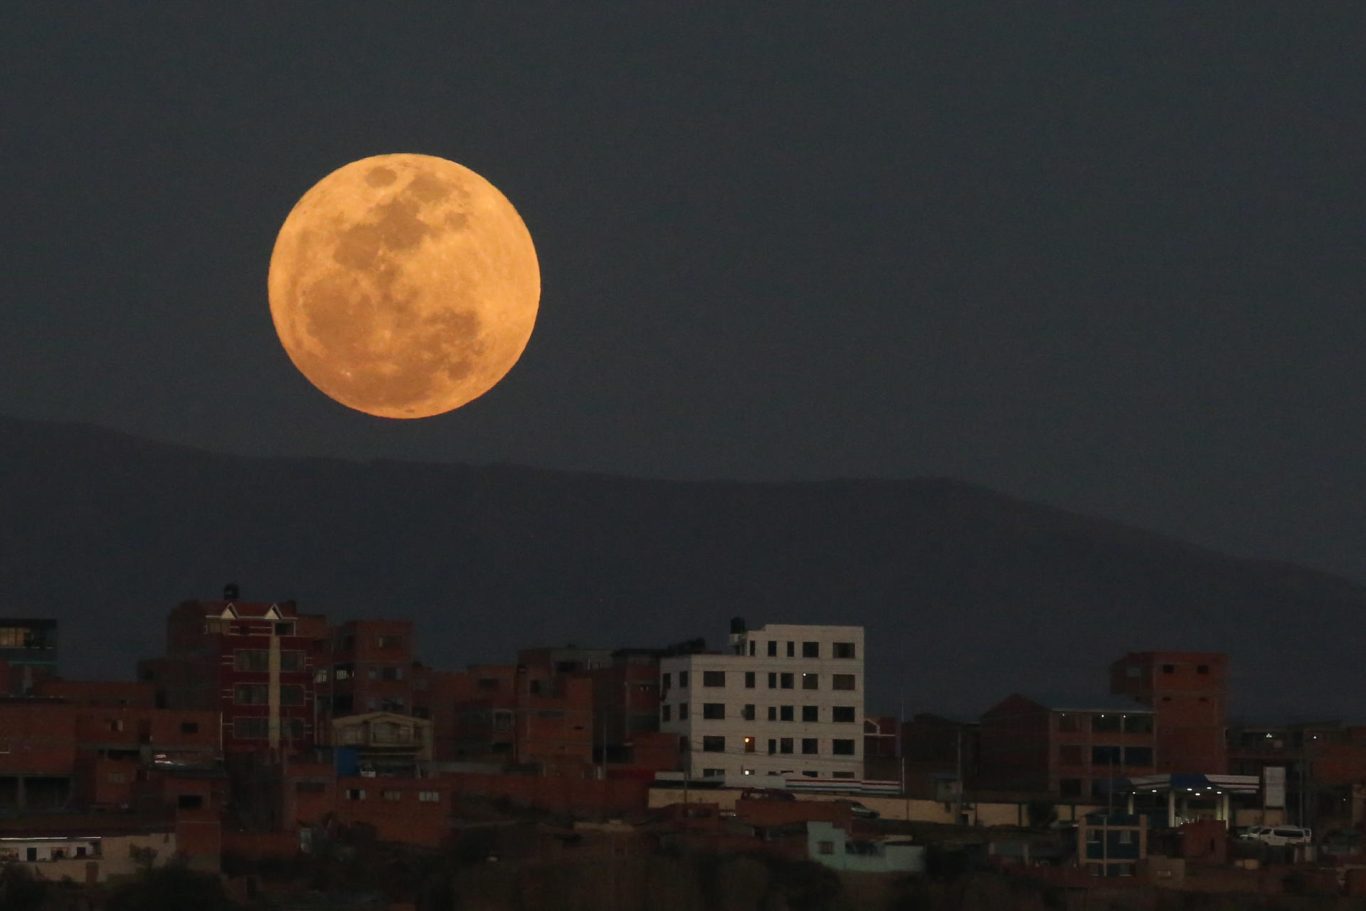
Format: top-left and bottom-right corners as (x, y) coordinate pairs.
(1057, 713), (1081, 732)
(767, 706), (778, 721)
(780, 673), (794, 689)
(180, 721), (199, 734)
(418, 790), (439, 802)
(767, 641), (778, 657)
(281, 685), (305, 707)
(380, 666), (405, 681)
(702, 768), (725, 777)
(345, 788), (366, 800)
(744, 736), (756, 753)
(832, 771), (855, 779)
(377, 635), (403, 649)
(802, 641), (820, 658)
(831, 706), (855, 723)
(234, 718), (269, 739)
(742, 704), (756, 721)
(801, 673), (818, 690)
(786, 641), (795, 657)
(702, 736), (725, 753)
(1059, 745), (1083, 765)
(768, 739), (777, 755)
(703, 671), (726, 687)
(1092, 745), (1122, 765)
(780, 738), (794, 754)
(802, 706), (819, 722)
(235, 650), (269, 672)
(1125, 714), (1153, 733)
(296, 781), (325, 793)
(780, 705), (794, 722)
(744, 671), (756, 688)
(832, 739), (856, 756)
(802, 738), (818, 755)
(1059, 779), (1082, 797)
(679, 703), (689, 721)
(274, 622), (295, 636)
(767, 672), (778, 689)
(1093, 714), (1121, 733)
(703, 703), (726, 720)
(662, 705), (672, 722)
(234, 684), (269, 705)
(833, 642), (856, 659)
(382, 790), (402, 801)
(748, 641), (755, 656)
(818, 840), (835, 855)
(1125, 747), (1153, 766)
(280, 650), (305, 672)
(678, 672), (689, 688)
(832, 674), (856, 691)
(1161, 664), (1175, 674)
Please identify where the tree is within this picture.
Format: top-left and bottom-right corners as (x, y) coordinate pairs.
(104, 861), (238, 911)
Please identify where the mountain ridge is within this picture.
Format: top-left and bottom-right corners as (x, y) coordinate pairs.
(0, 413), (1360, 722)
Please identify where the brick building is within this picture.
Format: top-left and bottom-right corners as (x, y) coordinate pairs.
(1109, 651), (1227, 774)
(0, 618), (58, 695)
(138, 589), (328, 752)
(433, 661), (595, 776)
(323, 619), (417, 720)
(978, 694), (1156, 799)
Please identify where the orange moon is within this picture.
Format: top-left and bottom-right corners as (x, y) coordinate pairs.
(268, 153), (539, 418)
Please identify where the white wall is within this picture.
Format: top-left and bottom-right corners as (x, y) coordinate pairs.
(659, 624), (865, 780)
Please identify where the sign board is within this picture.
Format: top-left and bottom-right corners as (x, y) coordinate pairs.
(1263, 766), (1286, 808)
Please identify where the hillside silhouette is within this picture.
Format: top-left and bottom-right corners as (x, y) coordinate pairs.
(1, 414), (1359, 720)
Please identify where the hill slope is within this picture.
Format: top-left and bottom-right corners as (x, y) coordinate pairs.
(0, 414), (1359, 719)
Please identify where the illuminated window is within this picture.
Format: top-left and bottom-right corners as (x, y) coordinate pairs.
(744, 736), (756, 753)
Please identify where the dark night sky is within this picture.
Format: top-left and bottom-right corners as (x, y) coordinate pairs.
(4, 4), (1366, 579)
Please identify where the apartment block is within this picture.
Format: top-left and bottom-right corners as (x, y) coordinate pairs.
(0, 618), (58, 695)
(978, 694), (1157, 799)
(658, 621), (865, 781)
(138, 588), (328, 752)
(1109, 651), (1227, 774)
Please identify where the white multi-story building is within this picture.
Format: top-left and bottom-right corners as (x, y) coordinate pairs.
(659, 621), (865, 781)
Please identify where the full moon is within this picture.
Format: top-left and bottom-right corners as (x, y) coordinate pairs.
(268, 153), (539, 418)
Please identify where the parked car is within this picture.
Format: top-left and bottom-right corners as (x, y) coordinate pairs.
(834, 799), (880, 819)
(1242, 825), (1312, 846)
